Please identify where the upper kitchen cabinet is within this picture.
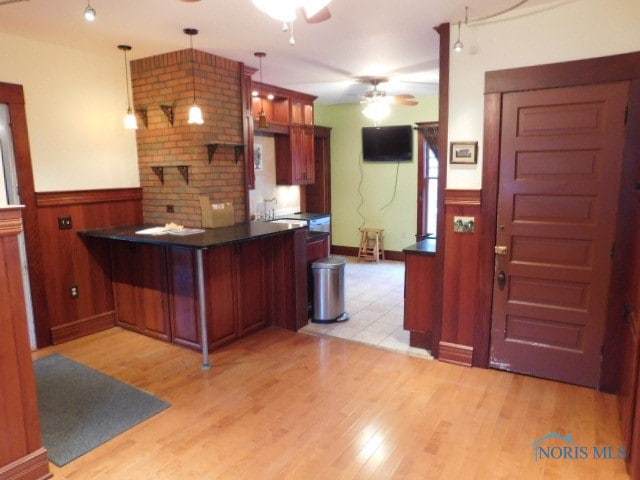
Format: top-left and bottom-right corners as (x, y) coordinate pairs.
(275, 125), (315, 185)
(251, 81), (317, 185)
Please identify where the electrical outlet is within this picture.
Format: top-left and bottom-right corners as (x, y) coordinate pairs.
(58, 216), (72, 230)
(166, 205), (174, 213)
(69, 285), (79, 298)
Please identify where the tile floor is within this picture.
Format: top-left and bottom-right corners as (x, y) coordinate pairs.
(299, 256), (433, 359)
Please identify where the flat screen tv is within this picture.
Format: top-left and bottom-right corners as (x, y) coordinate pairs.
(362, 125), (413, 162)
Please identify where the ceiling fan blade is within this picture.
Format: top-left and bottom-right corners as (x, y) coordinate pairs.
(393, 94), (415, 100)
(389, 97), (418, 106)
(303, 6), (331, 23)
(0, 0), (28, 5)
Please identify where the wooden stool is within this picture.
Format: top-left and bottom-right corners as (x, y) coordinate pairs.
(357, 228), (385, 263)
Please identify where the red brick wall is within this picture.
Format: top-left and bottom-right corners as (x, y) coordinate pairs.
(131, 49), (246, 227)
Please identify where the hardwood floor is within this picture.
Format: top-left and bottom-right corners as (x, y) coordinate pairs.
(33, 327), (629, 479)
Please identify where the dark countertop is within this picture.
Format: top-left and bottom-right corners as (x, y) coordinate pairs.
(403, 238), (437, 255)
(79, 222), (305, 250)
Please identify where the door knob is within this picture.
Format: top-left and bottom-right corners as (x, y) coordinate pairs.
(497, 271), (506, 291)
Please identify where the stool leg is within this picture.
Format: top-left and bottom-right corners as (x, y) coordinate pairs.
(380, 233), (385, 260)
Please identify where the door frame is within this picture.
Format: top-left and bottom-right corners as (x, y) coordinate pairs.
(476, 52), (640, 389)
(0, 82), (50, 347)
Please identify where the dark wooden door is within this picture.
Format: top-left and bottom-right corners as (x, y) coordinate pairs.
(490, 82), (629, 387)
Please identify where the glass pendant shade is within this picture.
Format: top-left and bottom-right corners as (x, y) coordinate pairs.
(84, 2), (96, 21)
(251, 0), (331, 22)
(362, 102), (390, 122)
(188, 104), (204, 125)
(124, 108), (138, 129)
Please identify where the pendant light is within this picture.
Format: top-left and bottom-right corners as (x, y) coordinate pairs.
(254, 52), (269, 129)
(84, 0), (96, 22)
(184, 28), (204, 125)
(117, 45), (137, 130)
(453, 21), (463, 53)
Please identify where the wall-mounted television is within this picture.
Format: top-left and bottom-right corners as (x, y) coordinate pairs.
(362, 125), (413, 162)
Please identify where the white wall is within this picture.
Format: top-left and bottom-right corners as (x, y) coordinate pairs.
(448, 0), (640, 189)
(0, 32), (139, 192)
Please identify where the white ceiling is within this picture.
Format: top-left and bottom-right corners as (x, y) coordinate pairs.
(0, 0), (553, 104)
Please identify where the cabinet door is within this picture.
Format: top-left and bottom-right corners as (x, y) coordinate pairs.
(112, 243), (170, 341)
(111, 242), (139, 331)
(235, 240), (267, 336)
(138, 244), (170, 341)
(205, 245), (237, 348)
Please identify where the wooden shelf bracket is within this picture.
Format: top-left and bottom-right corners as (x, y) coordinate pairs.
(151, 166), (164, 185)
(206, 143), (245, 164)
(177, 165), (189, 185)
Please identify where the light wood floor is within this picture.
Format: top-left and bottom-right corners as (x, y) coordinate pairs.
(33, 327), (629, 480)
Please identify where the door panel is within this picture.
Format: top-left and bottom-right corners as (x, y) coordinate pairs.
(490, 82), (629, 387)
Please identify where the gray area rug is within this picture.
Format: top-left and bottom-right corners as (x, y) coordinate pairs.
(34, 353), (170, 466)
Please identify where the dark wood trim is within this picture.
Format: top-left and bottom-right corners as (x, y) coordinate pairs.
(431, 22), (450, 360)
(479, 52), (640, 377)
(476, 93), (502, 368)
(444, 189), (481, 206)
(0, 82), (50, 348)
(0, 206), (24, 237)
(330, 245), (404, 262)
(415, 121), (439, 240)
(0, 447), (52, 480)
(36, 188), (142, 207)
(438, 341), (473, 367)
(50, 311), (116, 344)
(485, 51), (640, 94)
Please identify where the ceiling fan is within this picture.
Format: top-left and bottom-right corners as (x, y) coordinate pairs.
(0, 0), (28, 5)
(359, 78), (419, 107)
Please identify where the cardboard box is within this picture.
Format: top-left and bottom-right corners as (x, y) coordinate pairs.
(198, 196), (234, 228)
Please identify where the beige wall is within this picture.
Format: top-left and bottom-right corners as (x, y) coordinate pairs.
(0, 32), (139, 192)
(315, 96), (439, 252)
(448, 0), (640, 189)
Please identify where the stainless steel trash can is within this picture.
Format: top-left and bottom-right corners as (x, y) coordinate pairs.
(312, 256), (349, 323)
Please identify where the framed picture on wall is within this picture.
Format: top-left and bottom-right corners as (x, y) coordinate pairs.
(450, 141), (478, 164)
(254, 144), (264, 171)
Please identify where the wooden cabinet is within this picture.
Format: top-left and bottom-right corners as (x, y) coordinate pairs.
(404, 248), (436, 351)
(275, 125), (315, 185)
(111, 242), (170, 342)
(0, 207), (51, 480)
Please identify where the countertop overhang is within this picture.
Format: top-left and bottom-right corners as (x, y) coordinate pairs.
(79, 221), (305, 250)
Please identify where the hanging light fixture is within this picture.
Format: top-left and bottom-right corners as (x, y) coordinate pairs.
(453, 21), (463, 53)
(184, 28), (204, 125)
(117, 45), (137, 130)
(254, 52), (269, 129)
(454, 7), (469, 53)
(84, 0), (96, 22)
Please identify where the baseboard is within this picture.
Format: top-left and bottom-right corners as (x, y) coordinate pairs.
(50, 311), (116, 344)
(331, 245), (404, 262)
(438, 341), (473, 367)
(0, 447), (52, 480)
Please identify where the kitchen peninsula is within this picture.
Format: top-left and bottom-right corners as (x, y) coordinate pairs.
(81, 221), (308, 368)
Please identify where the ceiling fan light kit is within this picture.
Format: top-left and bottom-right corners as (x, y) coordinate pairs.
(252, 0), (332, 45)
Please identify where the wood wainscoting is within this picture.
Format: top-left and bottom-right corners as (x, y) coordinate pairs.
(0, 207), (51, 480)
(439, 189), (482, 367)
(35, 188), (142, 344)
